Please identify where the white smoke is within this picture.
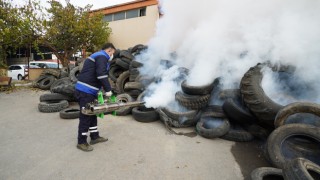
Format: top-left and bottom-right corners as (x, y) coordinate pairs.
(138, 0), (320, 108)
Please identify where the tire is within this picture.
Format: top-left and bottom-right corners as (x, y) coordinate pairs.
(218, 89), (241, 100)
(60, 70), (69, 78)
(17, 74), (23, 80)
(132, 107), (159, 123)
(32, 75), (48, 88)
(222, 98), (257, 124)
(162, 107), (200, 127)
(137, 91), (154, 111)
(244, 124), (270, 140)
(181, 79), (217, 95)
(201, 105), (226, 118)
(129, 68), (139, 75)
(127, 89), (142, 98)
(131, 44), (145, 53)
(196, 117), (230, 138)
(38, 100), (69, 113)
(41, 69), (60, 78)
(129, 74), (139, 82)
(39, 75), (56, 90)
(274, 102), (320, 127)
(51, 84), (75, 97)
(109, 65), (124, 82)
(70, 66), (80, 82)
(115, 93), (134, 116)
(220, 122), (254, 142)
(267, 124), (320, 168)
(50, 77), (72, 92)
(250, 167), (284, 180)
(240, 63), (285, 127)
(116, 71), (130, 94)
(135, 75), (154, 86)
(124, 82), (144, 91)
(175, 91), (210, 110)
(59, 108), (80, 119)
(121, 57), (132, 64)
(120, 50), (134, 60)
(116, 58), (130, 70)
(131, 60), (143, 68)
(40, 93), (73, 102)
(284, 158), (320, 180)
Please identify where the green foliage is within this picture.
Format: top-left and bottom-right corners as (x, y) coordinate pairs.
(40, 0), (112, 67)
(0, 0), (42, 65)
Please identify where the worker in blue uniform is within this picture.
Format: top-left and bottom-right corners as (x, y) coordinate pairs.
(74, 43), (116, 152)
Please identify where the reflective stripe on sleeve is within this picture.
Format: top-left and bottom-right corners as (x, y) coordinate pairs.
(77, 81), (99, 90)
(89, 130), (98, 133)
(97, 75), (108, 79)
(88, 57), (95, 62)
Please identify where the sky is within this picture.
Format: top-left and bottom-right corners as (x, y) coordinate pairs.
(13, 0), (135, 10)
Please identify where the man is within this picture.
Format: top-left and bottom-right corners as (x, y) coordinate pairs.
(75, 43), (115, 152)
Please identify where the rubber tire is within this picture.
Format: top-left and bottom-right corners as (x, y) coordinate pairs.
(131, 44), (145, 53)
(50, 77), (72, 92)
(175, 91), (210, 110)
(162, 107), (200, 127)
(38, 100), (69, 113)
(115, 93), (134, 116)
(284, 158), (320, 180)
(137, 91), (154, 111)
(109, 65), (124, 82)
(181, 79), (216, 95)
(201, 105), (226, 118)
(218, 89), (241, 100)
(132, 107), (159, 123)
(240, 63), (285, 127)
(41, 69), (60, 78)
(220, 122), (254, 142)
(40, 93), (73, 102)
(116, 71), (130, 94)
(39, 75), (56, 90)
(124, 82), (144, 91)
(131, 60), (143, 68)
(120, 50), (134, 60)
(33, 75), (48, 88)
(135, 75), (154, 86)
(59, 108), (80, 119)
(250, 167), (284, 180)
(51, 84), (75, 96)
(244, 124), (270, 140)
(222, 98), (257, 124)
(274, 102), (320, 127)
(70, 66), (80, 82)
(196, 117), (230, 139)
(116, 58), (130, 70)
(267, 124), (320, 168)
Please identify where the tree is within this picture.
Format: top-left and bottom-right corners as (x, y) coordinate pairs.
(40, 0), (112, 67)
(0, 0), (40, 67)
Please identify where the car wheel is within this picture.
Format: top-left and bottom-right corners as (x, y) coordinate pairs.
(18, 74), (22, 80)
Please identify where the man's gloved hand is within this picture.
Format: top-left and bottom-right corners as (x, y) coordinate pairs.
(105, 91), (112, 98)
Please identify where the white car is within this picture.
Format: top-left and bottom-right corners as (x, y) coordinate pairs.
(29, 61), (63, 69)
(7, 64), (27, 80)
(7, 64), (40, 80)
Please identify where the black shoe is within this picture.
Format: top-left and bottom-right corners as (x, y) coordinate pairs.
(77, 143), (94, 152)
(90, 137), (108, 145)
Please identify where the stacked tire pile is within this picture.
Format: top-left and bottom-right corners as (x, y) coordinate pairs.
(153, 62), (320, 179)
(35, 64), (82, 119)
(107, 44), (161, 121)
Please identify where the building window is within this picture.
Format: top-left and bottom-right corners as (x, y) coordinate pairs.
(114, 11), (125, 21)
(139, 7), (146, 16)
(104, 14), (113, 22)
(126, 9), (139, 19)
(102, 7), (147, 22)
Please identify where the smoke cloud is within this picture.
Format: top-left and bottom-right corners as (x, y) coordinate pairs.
(138, 0), (320, 108)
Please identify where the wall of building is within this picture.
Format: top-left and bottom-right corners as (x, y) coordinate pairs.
(108, 5), (159, 49)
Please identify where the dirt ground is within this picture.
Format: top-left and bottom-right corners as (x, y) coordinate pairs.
(0, 88), (270, 180)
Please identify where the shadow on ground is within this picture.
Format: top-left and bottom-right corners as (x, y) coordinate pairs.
(231, 140), (271, 180)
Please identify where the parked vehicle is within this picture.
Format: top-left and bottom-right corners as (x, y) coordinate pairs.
(7, 64), (26, 80)
(29, 61), (63, 69)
